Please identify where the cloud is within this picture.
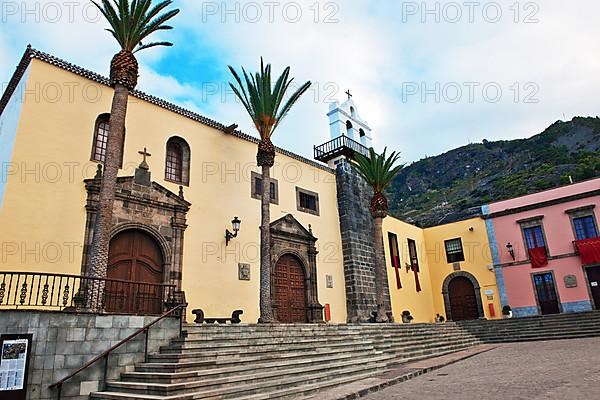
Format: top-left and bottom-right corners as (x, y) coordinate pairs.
(2, 0), (600, 163)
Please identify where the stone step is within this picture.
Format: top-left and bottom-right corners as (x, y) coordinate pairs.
(95, 360), (387, 399)
(125, 349), (382, 383)
(147, 342), (380, 364)
(180, 327), (468, 341)
(165, 334), (374, 352)
(464, 323), (600, 337)
(167, 331), (477, 352)
(137, 345), (383, 374)
(390, 341), (479, 363)
(108, 354), (392, 395)
(91, 370), (382, 400)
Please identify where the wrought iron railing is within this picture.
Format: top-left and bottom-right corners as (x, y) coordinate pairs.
(0, 271), (176, 315)
(314, 135), (370, 162)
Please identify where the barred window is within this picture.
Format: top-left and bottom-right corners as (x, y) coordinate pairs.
(91, 114), (124, 166)
(573, 216), (598, 240)
(296, 187), (320, 215)
(164, 137), (191, 185)
(524, 225), (546, 250)
(165, 142), (183, 182)
(444, 238), (465, 263)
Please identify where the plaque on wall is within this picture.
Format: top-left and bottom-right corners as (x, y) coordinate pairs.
(238, 263), (251, 281)
(326, 275), (334, 289)
(453, 263), (461, 271)
(0, 334), (33, 400)
(564, 275), (577, 288)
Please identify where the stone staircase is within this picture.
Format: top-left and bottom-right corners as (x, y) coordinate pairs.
(90, 322), (481, 400)
(458, 311), (600, 343)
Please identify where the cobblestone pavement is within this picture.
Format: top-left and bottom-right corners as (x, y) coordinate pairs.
(364, 338), (600, 400)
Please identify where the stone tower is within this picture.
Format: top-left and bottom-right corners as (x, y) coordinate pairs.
(314, 97), (390, 322)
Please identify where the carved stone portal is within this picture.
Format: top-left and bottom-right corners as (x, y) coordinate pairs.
(81, 166), (190, 292)
(270, 214), (324, 323)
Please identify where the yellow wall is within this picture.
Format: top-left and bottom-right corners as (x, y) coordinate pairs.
(0, 59), (347, 323)
(424, 217), (501, 320)
(383, 216), (435, 323)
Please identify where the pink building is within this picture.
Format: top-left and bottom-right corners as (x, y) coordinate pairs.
(483, 178), (600, 317)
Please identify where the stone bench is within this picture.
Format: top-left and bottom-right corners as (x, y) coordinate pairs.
(192, 309), (243, 324)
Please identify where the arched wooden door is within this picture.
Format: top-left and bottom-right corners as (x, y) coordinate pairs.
(274, 255), (307, 323)
(448, 276), (479, 321)
(106, 230), (164, 314)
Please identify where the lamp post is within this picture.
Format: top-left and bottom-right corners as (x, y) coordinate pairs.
(225, 217), (241, 246)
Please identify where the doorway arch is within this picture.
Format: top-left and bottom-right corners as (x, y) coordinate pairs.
(273, 254), (308, 323)
(106, 229), (165, 314)
(442, 271), (484, 321)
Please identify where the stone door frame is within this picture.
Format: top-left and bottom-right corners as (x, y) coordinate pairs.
(270, 214), (324, 323)
(442, 271), (484, 321)
(81, 172), (190, 291)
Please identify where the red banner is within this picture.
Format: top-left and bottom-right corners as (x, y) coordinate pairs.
(576, 238), (600, 265)
(529, 247), (548, 268)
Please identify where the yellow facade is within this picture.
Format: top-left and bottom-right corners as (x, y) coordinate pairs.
(383, 215), (501, 322)
(0, 59), (347, 323)
(424, 218), (501, 320)
(382, 217), (435, 322)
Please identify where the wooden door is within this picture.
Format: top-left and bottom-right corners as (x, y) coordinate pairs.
(586, 267), (600, 310)
(534, 273), (560, 315)
(448, 277), (479, 321)
(107, 230), (164, 314)
(274, 255), (307, 323)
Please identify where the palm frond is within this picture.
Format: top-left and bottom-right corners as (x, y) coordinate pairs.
(228, 59), (311, 141)
(92, 0), (179, 52)
(352, 147), (404, 193)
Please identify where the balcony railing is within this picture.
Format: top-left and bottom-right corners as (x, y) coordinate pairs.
(314, 135), (369, 163)
(0, 271), (177, 315)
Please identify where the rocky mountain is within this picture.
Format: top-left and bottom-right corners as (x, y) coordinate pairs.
(388, 117), (600, 227)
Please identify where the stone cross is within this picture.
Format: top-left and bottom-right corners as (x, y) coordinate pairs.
(345, 89), (352, 99)
(138, 147), (151, 170)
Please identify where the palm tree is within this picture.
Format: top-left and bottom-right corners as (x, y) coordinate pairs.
(87, 0), (179, 305)
(352, 147), (404, 323)
(229, 59), (311, 323)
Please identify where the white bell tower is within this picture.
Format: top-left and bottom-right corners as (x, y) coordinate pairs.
(327, 91), (373, 148)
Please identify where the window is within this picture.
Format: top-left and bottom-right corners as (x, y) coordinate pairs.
(388, 233), (402, 289)
(165, 142), (183, 182)
(251, 172), (278, 204)
(573, 216), (598, 240)
(523, 225), (546, 251)
(91, 114), (124, 166)
(296, 187), (319, 215)
(444, 238), (465, 263)
(164, 137), (190, 185)
(408, 239), (419, 271)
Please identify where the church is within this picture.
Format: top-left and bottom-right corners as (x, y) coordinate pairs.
(0, 47), (502, 324)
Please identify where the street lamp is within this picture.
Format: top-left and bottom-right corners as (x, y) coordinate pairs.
(506, 242), (515, 261)
(225, 217), (241, 246)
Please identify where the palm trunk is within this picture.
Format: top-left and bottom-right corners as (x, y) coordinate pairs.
(259, 165), (276, 323)
(374, 217), (389, 323)
(87, 83), (129, 310)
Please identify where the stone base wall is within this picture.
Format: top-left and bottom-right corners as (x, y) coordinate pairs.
(335, 160), (391, 322)
(561, 300), (593, 313)
(0, 311), (180, 400)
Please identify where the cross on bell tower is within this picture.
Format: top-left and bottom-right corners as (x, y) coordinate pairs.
(345, 89), (352, 100)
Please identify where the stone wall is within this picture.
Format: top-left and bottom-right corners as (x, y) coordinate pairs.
(335, 160), (391, 322)
(0, 311), (180, 400)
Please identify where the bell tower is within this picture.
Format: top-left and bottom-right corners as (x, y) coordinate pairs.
(314, 92), (372, 168)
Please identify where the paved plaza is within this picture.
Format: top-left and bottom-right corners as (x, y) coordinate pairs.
(365, 338), (600, 400)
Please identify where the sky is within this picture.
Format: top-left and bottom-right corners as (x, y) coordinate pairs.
(1, 1), (599, 163)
